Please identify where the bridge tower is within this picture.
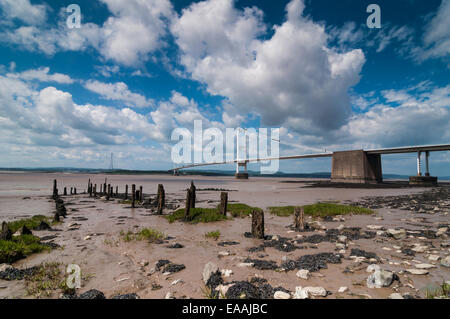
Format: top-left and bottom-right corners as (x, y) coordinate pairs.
(235, 128), (249, 179)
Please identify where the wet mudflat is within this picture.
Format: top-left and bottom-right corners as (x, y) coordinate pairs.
(0, 173), (449, 299)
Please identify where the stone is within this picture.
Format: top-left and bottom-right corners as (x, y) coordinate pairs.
(389, 293), (404, 299)
(337, 224), (345, 231)
(338, 286), (348, 293)
(412, 245), (428, 253)
(220, 269), (233, 277)
(415, 263), (436, 269)
(296, 269), (309, 280)
(366, 269), (396, 288)
(0, 264), (12, 272)
(338, 235), (347, 243)
(216, 284), (233, 296)
(405, 269), (429, 275)
(238, 262), (254, 268)
(367, 225), (383, 230)
(440, 256), (450, 268)
(366, 264), (381, 273)
(165, 292), (174, 299)
(303, 286), (327, 297)
(218, 251), (230, 257)
(387, 229), (406, 240)
(436, 227), (448, 237)
(13, 225), (32, 237)
(274, 291), (291, 299)
(78, 289), (106, 299)
(202, 262), (219, 284)
(293, 286), (309, 299)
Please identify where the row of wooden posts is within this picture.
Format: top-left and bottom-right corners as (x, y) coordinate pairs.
(53, 179), (306, 238)
(52, 179), (166, 213)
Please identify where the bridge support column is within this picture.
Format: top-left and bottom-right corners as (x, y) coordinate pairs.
(331, 150), (382, 184)
(410, 151), (437, 186)
(235, 161), (249, 179)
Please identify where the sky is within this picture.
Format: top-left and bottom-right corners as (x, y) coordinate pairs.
(0, 0), (449, 176)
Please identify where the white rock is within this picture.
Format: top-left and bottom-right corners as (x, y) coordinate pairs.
(165, 292), (174, 299)
(237, 262), (254, 268)
(405, 269), (429, 275)
(216, 284), (233, 296)
(389, 293), (404, 299)
(0, 264), (12, 272)
(84, 235), (91, 240)
(415, 263), (436, 269)
(335, 243), (346, 249)
(296, 269), (309, 280)
(337, 224), (345, 231)
(274, 291), (291, 299)
(338, 235), (347, 243)
(218, 251), (230, 257)
(293, 286), (309, 299)
(440, 256), (450, 267)
(202, 262), (219, 284)
(303, 286), (327, 297)
(272, 235), (280, 241)
(382, 247), (392, 251)
(412, 245), (428, 253)
(376, 231), (386, 236)
(387, 229), (406, 240)
(338, 286), (348, 293)
(367, 225), (383, 230)
(436, 227), (448, 237)
(220, 269), (233, 277)
(171, 279), (182, 286)
(367, 269), (395, 288)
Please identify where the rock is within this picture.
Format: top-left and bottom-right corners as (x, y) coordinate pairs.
(415, 263), (436, 269)
(337, 224), (345, 231)
(35, 221), (51, 230)
(220, 269), (233, 277)
(0, 222), (12, 241)
(367, 225), (383, 230)
(436, 227), (448, 237)
(296, 269), (309, 280)
(202, 262), (219, 284)
(365, 264), (380, 274)
(303, 286), (327, 297)
(412, 245), (427, 253)
(238, 262), (254, 268)
(389, 293), (404, 299)
(111, 293), (139, 299)
(335, 243), (346, 250)
(387, 229), (406, 240)
(13, 225), (33, 237)
(440, 256), (450, 268)
(274, 291), (291, 299)
(78, 289), (106, 299)
(427, 255), (440, 262)
(216, 284), (233, 296)
(405, 269), (429, 275)
(338, 286), (348, 293)
(338, 235), (347, 243)
(165, 292), (175, 299)
(0, 264), (12, 272)
(218, 251), (230, 257)
(366, 269), (396, 288)
(293, 286), (309, 299)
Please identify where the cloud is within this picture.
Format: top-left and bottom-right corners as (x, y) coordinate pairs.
(172, 0), (365, 133)
(7, 67), (74, 84)
(84, 80), (153, 108)
(0, 0), (48, 25)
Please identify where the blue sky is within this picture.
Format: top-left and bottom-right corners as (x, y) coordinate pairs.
(0, 0), (449, 176)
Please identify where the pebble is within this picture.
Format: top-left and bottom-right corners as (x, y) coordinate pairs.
(415, 263), (436, 269)
(405, 269), (429, 275)
(389, 293), (404, 299)
(220, 269), (233, 277)
(440, 256), (450, 267)
(274, 291), (291, 299)
(238, 262), (254, 268)
(338, 286), (348, 293)
(296, 269), (309, 280)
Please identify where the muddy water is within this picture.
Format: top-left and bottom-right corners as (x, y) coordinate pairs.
(0, 172), (448, 299)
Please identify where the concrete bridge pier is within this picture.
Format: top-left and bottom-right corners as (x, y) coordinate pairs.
(235, 161), (249, 179)
(331, 150), (382, 184)
(409, 151), (437, 186)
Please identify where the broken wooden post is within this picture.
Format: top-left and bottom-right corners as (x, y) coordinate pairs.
(116, 186), (118, 196)
(103, 182), (107, 195)
(89, 183), (92, 197)
(109, 184), (113, 198)
(52, 179), (58, 198)
(294, 207), (305, 231)
(185, 189), (191, 219)
(106, 184), (110, 200)
(0, 221), (12, 241)
(74, 188), (77, 195)
(70, 187), (73, 195)
(157, 184), (165, 215)
(63, 187), (67, 196)
(94, 184), (97, 197)
(189, 181), (196, 208)
(131, 184), (136, 208)
(251, 210), (264, 239)
(135, 190), (140, 201)
(219, 192), (228, 216)
(125, 184), (128, 199)
(139, 186), (143, 201)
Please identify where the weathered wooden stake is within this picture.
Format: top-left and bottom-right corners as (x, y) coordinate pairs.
(219, 192), (228, 216)
(70, 187), (73, 195)
(125, 184), (128, 199)
(294, 207), (305, 231)
(106, 184), (110, 200)
(157, 184), (165, 215)
(63, 187), (67, 196)
(52, 179), (58, 198)
(74, 188), (77, 195)
(251, 210), (264, 239)
(189, 181), (196, 208)
(131, 184), (136, 208)
(185, 189), (191, 219)
(0, 221), (12, 241)
(139, 186), (143, 201)
(94, 184), (97, 197)
(116, 186), (118, 196)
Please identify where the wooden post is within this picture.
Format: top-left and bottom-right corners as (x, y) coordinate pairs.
(106, 184), (110, 200)
(63, 187), (67, 196)
(116, 186), (118, 196)
(103, 182), (107, 195)
(294, 207), (305, 231)
(109, 184), (113, 198)
(131, 184), (136, 208)
(189, 181), (196, 208)
(0, 222), (12, 241)
(88, 179), (91, 194)
(185, 189), (191, 219)
(139, 186), (143, 201)
(157, 184), (165, 215)
(52, 179), (57, 198)
(94, 184), (97, 197)
(251, 210), (264, 239)
(74, 188), (77, 195)
(219, 192), (228, 216)
(70, 187), (73, 195)
(125, 184), (128, 199)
